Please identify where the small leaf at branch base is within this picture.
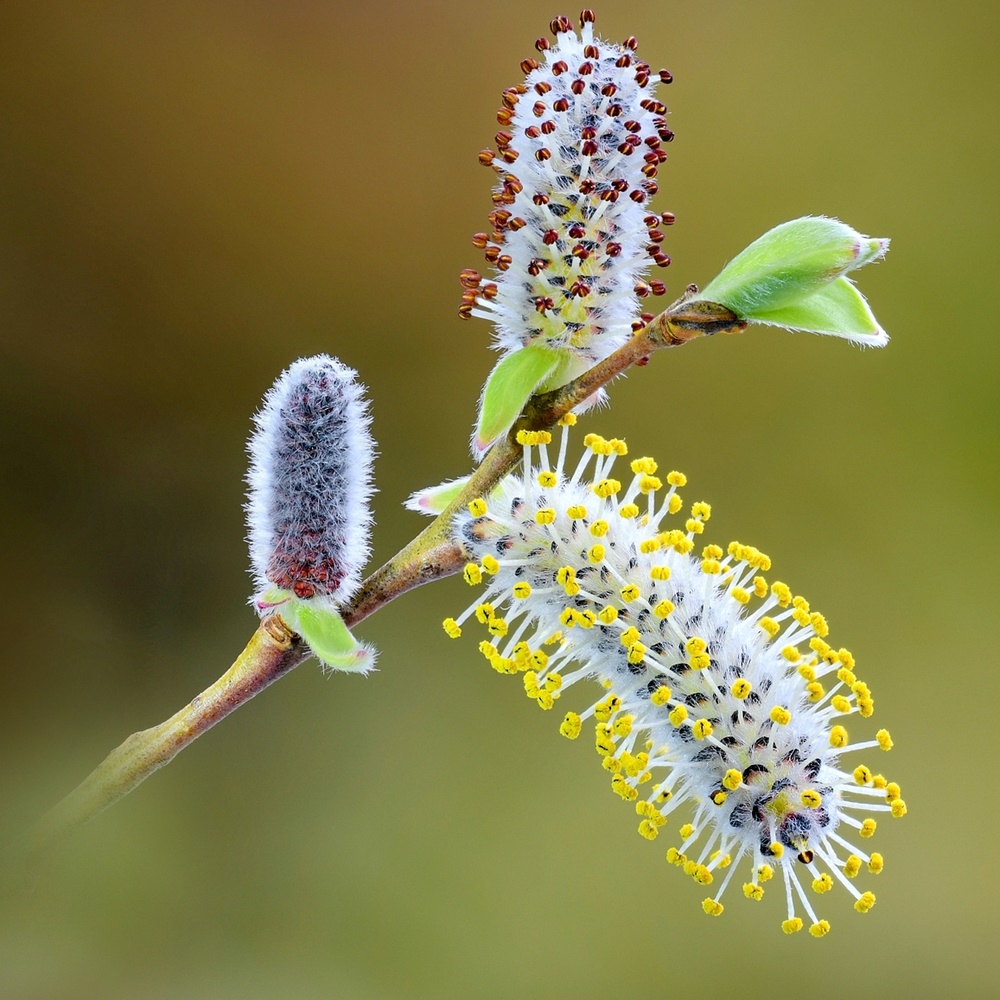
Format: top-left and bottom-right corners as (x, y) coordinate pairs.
(474, 345), (562, 456)
(405, 475), (472, 516)
(283, 597), (376, 674)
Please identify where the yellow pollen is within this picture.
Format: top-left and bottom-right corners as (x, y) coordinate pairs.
(651, 685), (672, 707)
(631, 457), (658, 475)
(535, 507), (556, 525)
(537, 471), (557, 488)
(693, 719), (714, 740)
(722, 769), (742, 791)
(667, 495), (684, 515)
(743, 883), (764, 901)
(463, 563), (483, 586)
(598, 605), (619, 625)
(589, 543), (606, 563)
(891, 799), (907, 818)
(468, 497), (488, 517)
(829, 726), (848, 748)
(442, 618), (462, 638)
(653, 599), (675, 618)
(640, 538), (661, 554)
(619, 502), (640, 519)
(854, 892), (877, 914)
(860, 818), (877, 838)
(667, 471), (687, 487)
(781, 918), (803, 935)
(732, 587), (751, 604)
(702, 899), (724, 917)
(770, 706), (792, 725)
(566, 504), (587, 519)
(639, 474), (662, 493)
(868, 854), (884, 874)
(854, 765), (873, 785)
(650, 565), (671, 581)
(481, 555), (499, 575)
(731, 678), (752, 700)
(877, 729), (893, 750)
(512, 582), (531, 599)
(831, 695), (852, 714)
(590, 519), (609, 537)
(620, 584), (641, 602)
(843, 856), (862, 878)
(593, 478), (622, 498)
(809, 921), (831, 938)
(801, 789), (822, 809)
(812, 873), (833, 893)
(759, 617), (780, 639)
(669, 705), (688, 727)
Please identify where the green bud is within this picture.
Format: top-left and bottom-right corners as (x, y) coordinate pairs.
(474, 344), (562, 455)
(699, 216), (889, 346)
(274, 592), (375, 674)
(404, 475), (471, 517)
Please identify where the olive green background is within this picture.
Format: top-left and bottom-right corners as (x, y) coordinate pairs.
(1, 1), (995, 997)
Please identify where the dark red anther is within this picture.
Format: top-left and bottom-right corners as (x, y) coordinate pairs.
(551, 16), (573, 34)
(504, 176), (523, 195)
(492, 209), (512, 226)
(534, 296), (555, 313)
(635, 72), (650, 88)
(611, 178), (628, 191)
(484, 245), (501, 262)
(533, 101), (547, 117)
(649, 280), (667, 296)
(492, 191), (514, 206)
(635, 282), (651, 297)
(654, 254), (671, 268)
(527, 257), (547, 276)
(525, 125), (542, 139)
(571, 244), (590, 260)
(472, 232), (489, 249)
(478, 149), (495, 166)
(635, 355), (650, 366)
(579, 61), (594, 75)
(535, 147), (552, 162)
(579, 179), (597, 194)
(497, 254), (513, 271)
(606, 242), (622, 257)
(580, 9), (597, 24)
(501, 88), (520, 109)
(568, 223), (586, 238)
(601, 83), (618, 97)
(658, 127), (675, 142)
(571, 79), (586, 95)
(508, 216), (527, 231)
(641, 311), (654, 323)
(541, 120), (557, 134)
(616, 54), (632, 68)
(582, 139), (599, 156)
(599, 188), (619, 203)
(617, 142), (635, 155)
(481, 282), (499, 300)
(629, 189), (646, 203)
(535, 37), (551, 52)
(623, 36), (638, 50)
(542, 229), (560, 245)
(552, 60), (568, 75)
(495, 131), (513, 148)
(497, 108), (513, 126)
(659, 68), (674, 83)
(625, 134), (642, 147)
(459, 268), (482, 288)
(581, 126), (597, 140)
(458, 303), (474, 320)
(553, 97), (570, 112)
(501, 150), (519, 164)
(535, 81), (553, 95)
(606, 103), (623, 117)
(641, 162), (658, 178)
(520, 58), (540, 74)
(570, 280), (591, 297)
(583, 44), (599, 59)
(631, 319), (645, 332)
(624, 120), (641, 133)
(532, 193), (550, 206)
(661, 211), (676, 225)
(644, 180), (659, 195)
(647, 229), (665, 243)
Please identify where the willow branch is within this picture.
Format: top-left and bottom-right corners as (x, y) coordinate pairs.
(21, 299), (742, 858)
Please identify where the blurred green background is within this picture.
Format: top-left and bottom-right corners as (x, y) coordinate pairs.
(1, 1), (996, 997)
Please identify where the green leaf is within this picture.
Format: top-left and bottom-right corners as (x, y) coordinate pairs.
(404, 475), (471, 516)
(474, 345), (562, 455)
(284, 598), (375, 674)
(700, 216), (889, 319)
(749, 275), (888, 346)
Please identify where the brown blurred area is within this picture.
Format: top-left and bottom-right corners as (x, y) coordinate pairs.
(1, 1), (996, 997)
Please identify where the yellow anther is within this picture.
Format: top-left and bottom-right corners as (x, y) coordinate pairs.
(590, 519), (609, 537)
(481, 555), (499, 575)
(478, 639), (497, 660)
(556, 565), (576, 586)
(781, 918), (803, 935)
(650, 565), (671, 581)
(792, 608), (811, 627)
(757, 865), (774, 883)
(442, 618), (462, 638)
(810, 612), (829, 637)
(701, 558), (721, 575)
(801, 789), (823, 809)
(597, 605), (619, 625)
(558, 412), (577, 426)
(732, 587), (751, 605)
(829, 725), (848, 748)
(537, 470), (557, 488)
(566, 504), (587, 520)
(809, 921), (831, 938)
(693, 719), (714, 740)
(770, 706), (792, 726)
(797, 664), (817, 682)
(593, 478), (622, 498)
(613, 714), (635, 737)
(753, 576), (768, 598)
(468, 497), (488, 517)
(672, 534), (694, 554)
(768, 843), (784, 859)
(637, 820), (660, 841)
(653, 600), (675, 619)
(516, 429), (552, 445)
(559, 607), (576, 627)
(885, 782), (901, 801)
(781, 645), (801, 663)
(631, 457), (658, 475)
(669, 705), (688, 727)
(595, 734), (616, 756)
(619, 502), (640, 519)
(858, 698), (875, 718)
(512, 582), (532, 599)
(872, 774), (887, 789)
(853, 765), (873, 786)
(689, 653), (711, 670)
(639, 474), (662, 493)
(722, 769), (742, 791)
(620, 584), (641, 602)
(608, 438), (628, 456)
(559, 712), (582, 739)
(731, 678), (752, 700)
(812, 873), (833, 893)
(576, 609), (596, 628)
(627, 642), (647, 665)
(650, 685), (672, 707)
(691, 501), (711, 521)
(544, 673), (563, 692)
(535, 691), (555, 710)
(860, 818), (877, 838)
(792, 595), (810, 611)
(701, 898), (724, 917)
(743, 882), (764, 901)
(667, 471), (687, 487)
(639, 538), (661, 554)
(685, 518), (705, 534)
(488, 617), (508, 637)
(759, 617), (780, 639)
(620, 626), (641, 648)
(839, 648), (856, 670)
(710, 789), (727, 806)
(679, 823), (695, 839)
(665, 847), (685, 866)
(805, 682), (825, 702)
(854, 891), (877, 914)
(831, 695), (852, 714)
(701, 544), (722, 560)
(693, 866), (714, 886)
(811, 637), (833, 658)
(685, 637), (708, 655)
(877, 729), (893, 750)
(587, 543), (606, 564)
(667, 494), (684, 515)
(843, 856), (862, 879)
(891, 799), (907, 818)
(463, 563), (483, 586)
(535, 507), (556, 525)
(602, 756), (621, 773)
(771, 582), (792, 607)
(868, 853), (884, 874)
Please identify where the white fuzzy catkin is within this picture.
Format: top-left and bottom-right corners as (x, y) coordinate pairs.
(246, 355), (375, 608)
(459, 11), (675, 374)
